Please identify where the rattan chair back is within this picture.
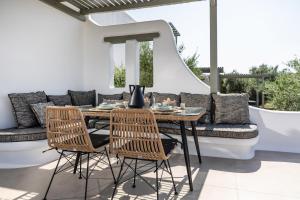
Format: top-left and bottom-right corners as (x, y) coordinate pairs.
(109, 109), (167, 160)
(46, 107), (95, 153)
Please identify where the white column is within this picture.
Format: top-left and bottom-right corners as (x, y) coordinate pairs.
(108, 43), (115, 88)
(125, 40), (140, 86)
(210, 0), (218, 93)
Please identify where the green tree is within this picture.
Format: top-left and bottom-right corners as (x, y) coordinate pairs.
(183, 52), (204, 80)
(114, 65), (125, 88)
(265, 57), (300, 111)
(140, 42), (153, 87)
(221, 70), (249, 93)
(286, 57), (300, 73)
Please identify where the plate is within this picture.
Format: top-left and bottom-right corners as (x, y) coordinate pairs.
(97, 104), (115, 110)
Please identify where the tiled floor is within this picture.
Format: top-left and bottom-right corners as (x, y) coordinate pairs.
(0, 151), (300, 200)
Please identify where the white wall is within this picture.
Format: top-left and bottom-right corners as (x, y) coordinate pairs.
(250, 106), (300, 153)
(0, 0), (84, 128)
(82, 20), (210, 95)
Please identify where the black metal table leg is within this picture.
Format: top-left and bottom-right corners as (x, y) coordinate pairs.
(191, 121), (202, 164)
(179, 121), (193, 191)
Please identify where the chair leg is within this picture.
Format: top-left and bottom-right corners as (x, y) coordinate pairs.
(166, 160), (178, 195)
(43, 151), (63, 200)
(104, 147), (116, 184)
(84, 153), (90, 200)
(79, 152), (82, 179)
(112, 158), (126, 200)
(73, 152), (80, 174)
(132, 159), (138, 188)
(155, 161), (159, 200)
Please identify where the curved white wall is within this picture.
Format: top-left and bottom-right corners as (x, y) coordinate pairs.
(82, 20), (210, 95)
(0, 0), (84, 129)
(250, 106), (300, 153)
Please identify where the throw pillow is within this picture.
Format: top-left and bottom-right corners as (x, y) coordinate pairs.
(98, 93), (123, 105)
(68, 90), (96, 107)
(47, 95), (72, 106)
(152, 92), (180, 106)
(31, 102), (55, 128)
(213, 93), (250, 124)
(8, 91), (47, 128)
(180, 92), (211, 123)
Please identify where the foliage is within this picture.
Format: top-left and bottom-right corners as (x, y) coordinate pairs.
(265, 58), (300, 111)
(114, 65), (125, 88)
(183, 52), (204, 80)
(179, 44), (204, 80)
(221, 58), (300, 111)
(140, 42), (153, 87)
(221, 71), (248, 93)
(286, 57), (300, 73)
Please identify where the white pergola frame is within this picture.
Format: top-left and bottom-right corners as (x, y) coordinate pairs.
(40, 0), (219, 94)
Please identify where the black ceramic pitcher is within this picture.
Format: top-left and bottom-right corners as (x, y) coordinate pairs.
(128, 85), (145, 108)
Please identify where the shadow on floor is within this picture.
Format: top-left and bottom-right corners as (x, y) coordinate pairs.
(0, 150), (300, 200)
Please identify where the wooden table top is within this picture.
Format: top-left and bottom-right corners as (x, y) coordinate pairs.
(81, 107), (206, 122)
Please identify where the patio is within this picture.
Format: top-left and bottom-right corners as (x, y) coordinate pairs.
(1, 151), (300, 200)
(1, 0), (300, 200)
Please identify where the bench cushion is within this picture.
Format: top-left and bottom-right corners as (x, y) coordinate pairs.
(0, 127), (47, 142)
(158, 123), (258, 139)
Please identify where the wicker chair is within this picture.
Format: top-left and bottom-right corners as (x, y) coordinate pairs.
(43, 107), (115, 200)
(110, 109), (178, 200)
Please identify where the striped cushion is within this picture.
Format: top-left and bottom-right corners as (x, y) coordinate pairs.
(158, 123), (258, 139)
(0, 127), (47, 142)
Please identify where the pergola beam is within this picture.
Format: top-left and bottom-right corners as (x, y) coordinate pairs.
(40, 0), (86, 21)
(209, 0), (218, 94)
(104, 32), (160, 44)
(80, 0), (202, 14)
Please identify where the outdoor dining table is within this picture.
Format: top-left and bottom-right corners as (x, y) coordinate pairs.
(80, 107), (206, 192)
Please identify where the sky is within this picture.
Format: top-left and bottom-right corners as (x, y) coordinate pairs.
(128, 0), (300, 73)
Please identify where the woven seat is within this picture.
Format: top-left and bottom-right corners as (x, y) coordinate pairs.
(89, 134), (109, 149)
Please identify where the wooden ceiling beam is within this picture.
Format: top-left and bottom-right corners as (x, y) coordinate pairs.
(40, 0), (86, 21)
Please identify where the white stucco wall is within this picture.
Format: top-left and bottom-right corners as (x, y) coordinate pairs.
(0, 0), (84, 129)
(250, 106), (300, 153)
(82, 20), (210, 95)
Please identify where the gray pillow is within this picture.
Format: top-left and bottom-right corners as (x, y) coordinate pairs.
(152, 92), (179, 106)
(213, 93), (250, 124)
(8, 91), (47, 128)
(31, 102), (55, 128)
(68, 90), (96, 106)
(47, 95), (72, 106)
(180, 92), (211, 124)
(98, 93), (123, 105)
